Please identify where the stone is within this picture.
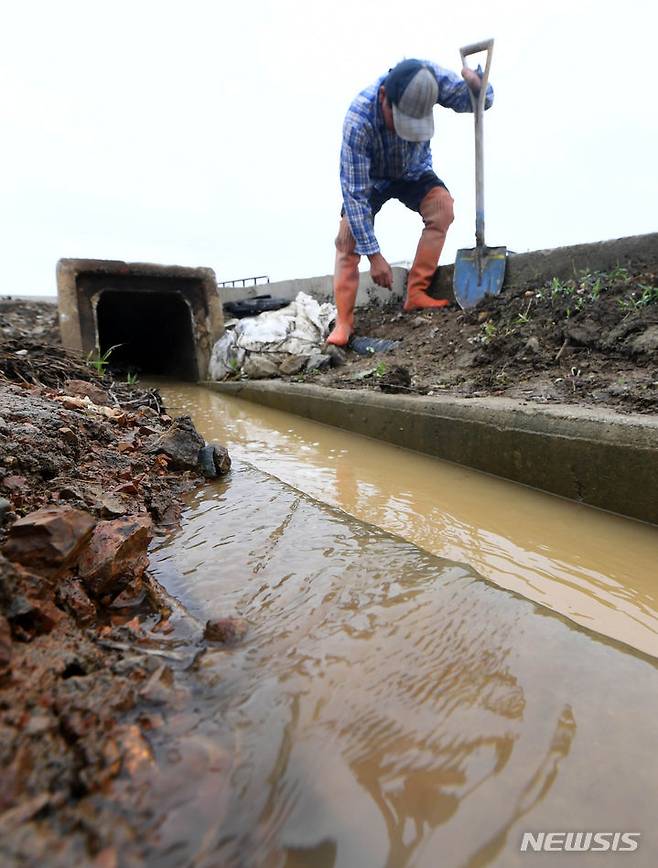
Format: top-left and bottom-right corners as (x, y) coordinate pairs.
(77, 515), (152, 598)
(57, 427), (78, 446)
(242, 353), (280, 379)
(56, 580), (97, 625)
(109, 576), (146, 610)
(325, 345), (347, 367)
(2, 475), (28, 493)
(63, 379), (112, 406)
(203, 616), (248, 645)
(4, 591), (62, 640)
(114, 723), (154, 776)
(0, 498), (10, 523)
(630, 325), (658, 356)
(99, 494), (127, 518)
(2, 506), (96, 576)
(279, 355), (309, 376)
(210, 443), (231, 476)
(566, 322), (599, 347)
(378, 365), (412, 394)
(150, 416), (205, 471)
(197, 444), (232, 479)
(306, 353), (331, 372)
(524, 336), (541, 353)
(0, 615), (11, 676)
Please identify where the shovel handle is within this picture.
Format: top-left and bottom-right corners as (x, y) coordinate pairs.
(459, 38), (494, 248)
(460, 38), (494, 109)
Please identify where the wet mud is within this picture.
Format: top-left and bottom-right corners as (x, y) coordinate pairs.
(314, 266), (658, 414)
(0, 303), (232, 864)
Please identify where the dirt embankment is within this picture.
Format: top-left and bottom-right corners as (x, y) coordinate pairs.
(313, 266), (658, 414)
(0, 299), (232, 864)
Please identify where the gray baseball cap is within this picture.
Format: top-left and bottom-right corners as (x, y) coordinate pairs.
(385, 60), (438, 142)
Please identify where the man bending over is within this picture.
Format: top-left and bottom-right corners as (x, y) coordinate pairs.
(327, 58), (493, 346)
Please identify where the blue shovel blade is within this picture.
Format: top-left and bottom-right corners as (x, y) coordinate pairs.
(453, 246), (507, 309)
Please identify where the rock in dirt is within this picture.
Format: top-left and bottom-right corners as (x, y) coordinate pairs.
(630, 325), (658, 356)
(306, 353), (331, 372)
(55, 579), (97, 625)
(378, 366), (412, 394)
(242, 353), (280, 379)
(0, 614), (11, 676)
(2, 506), (96, 576)
(63, 379), (112, 406)
(324, 344), (347, 367)
(0, 558), (63, 639)
(150, 416), (205, 471)
(566, 322), (599, 348)
(203, 616), (248, 645)
(0, 498), (10, 523)
(279, 354), (309, 376)
(77, 515), (152, 598)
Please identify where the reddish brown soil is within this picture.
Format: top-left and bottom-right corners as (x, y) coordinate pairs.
(315, 267), (658, 414)
(0, 301), (233, 864)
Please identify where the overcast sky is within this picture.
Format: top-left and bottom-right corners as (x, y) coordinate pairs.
(2, 0), (656, 297)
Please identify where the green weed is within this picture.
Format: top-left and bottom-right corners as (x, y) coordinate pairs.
(126, 371), (139, 385)
(516, 299), (533, 324)
(550, 277), (574, 299)
(475, 321), (498, 344)
(608, 265), (630, 284)
(618, 284), (658, 311)
(87, 344), (121, 376)
(374, 361), (387, 377)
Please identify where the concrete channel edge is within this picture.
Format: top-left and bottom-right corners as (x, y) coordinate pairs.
(207, 381), (658, 526)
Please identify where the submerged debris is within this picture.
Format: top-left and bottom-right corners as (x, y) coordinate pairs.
(203, 616), (249, 645)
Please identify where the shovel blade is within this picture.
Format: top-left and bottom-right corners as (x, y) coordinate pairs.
(453, 246), (507, 309)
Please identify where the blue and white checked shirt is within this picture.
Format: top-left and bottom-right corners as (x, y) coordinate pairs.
(340, 61), (494, 255)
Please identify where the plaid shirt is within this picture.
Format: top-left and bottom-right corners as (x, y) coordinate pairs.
(340, 61), (494, 255)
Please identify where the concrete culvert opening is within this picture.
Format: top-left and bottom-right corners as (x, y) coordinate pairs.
(57, 260), (224, 382)
(97, 290), (198, 380)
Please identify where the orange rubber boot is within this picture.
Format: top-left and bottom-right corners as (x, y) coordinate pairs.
(327, 217), (360, 346)
(403, 186), (455, 312)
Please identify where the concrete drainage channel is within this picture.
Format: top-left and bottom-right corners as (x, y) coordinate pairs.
(207, 380), (658, 526)
(55, 234), (658, 525)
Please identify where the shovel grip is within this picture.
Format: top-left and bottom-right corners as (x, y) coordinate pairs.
(459, 38), (494, 111)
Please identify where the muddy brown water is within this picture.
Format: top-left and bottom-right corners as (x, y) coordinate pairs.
(161, 384), (658, 658)
(147, 384), (658, 867)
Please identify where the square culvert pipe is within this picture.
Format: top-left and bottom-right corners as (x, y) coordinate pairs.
(57, 259), (223, 381)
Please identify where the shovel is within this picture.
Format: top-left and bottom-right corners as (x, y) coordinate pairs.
(453, 38), (507, 309)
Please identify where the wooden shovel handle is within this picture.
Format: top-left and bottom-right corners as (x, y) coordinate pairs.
(459, 38), (494, 248)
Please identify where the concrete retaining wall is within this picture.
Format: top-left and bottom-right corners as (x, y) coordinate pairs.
(218, 232), (658, 308)
(208, 381), (658, 526)
(219, 266), (408, 308)
(430, 231), (658, 301)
